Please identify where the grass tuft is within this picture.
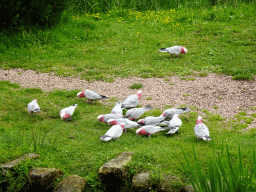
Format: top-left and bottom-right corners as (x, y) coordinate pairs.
(129, 83), (143, 89)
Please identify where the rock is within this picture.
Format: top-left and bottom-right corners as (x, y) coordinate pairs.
(184, 185), (195, 192)
(0, 153), (39, 172)
(98, 152), (134, 191)
(55, 175), (86, 192)
(0, 153), (38, 192)
(98, 152), (134, 177)
(28, 167), (63, 191)
(132, 171), (151, 191)
(159, 174), (184, 192)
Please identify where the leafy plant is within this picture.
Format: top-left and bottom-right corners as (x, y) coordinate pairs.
(181, 143), (256, 192)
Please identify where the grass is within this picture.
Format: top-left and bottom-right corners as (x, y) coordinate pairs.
(0, 3), (256, 81)
(1, 81), (256, 190)
(1, 1), (256, 190)
(181, 144), (256, 191)
(129, 82), (143, 89)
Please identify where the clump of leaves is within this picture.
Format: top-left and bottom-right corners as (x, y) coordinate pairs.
(129, 83), (143, 89)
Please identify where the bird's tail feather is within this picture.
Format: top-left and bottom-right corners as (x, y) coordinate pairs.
(100, 95), (108, 100)
(34, 109), (40, 112)
(180, 107), (190, 113)
(158, 48), (168, 52)
(145, 105), (153, 111)
(100, 135), (112, 141)
(202, 136), (212, 140)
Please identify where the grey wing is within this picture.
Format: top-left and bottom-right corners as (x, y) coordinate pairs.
(172, 46), (181, 55)
(85, 90), (102, 100)
(159, 121), (170, 126)
(122, 95), (139, 108)
(124, 119), (139, 128)
(67, 106), (76, 115)
(105, 126), (123, 139)
(127, 108), (144, 119)
(145, 126), (164, 134)
(167, 127), (179, 134)
(194, 124), (209, 137)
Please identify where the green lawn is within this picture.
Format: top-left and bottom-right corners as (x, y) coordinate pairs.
(1, 2), (256, 191)
(1, 4), (255, 81)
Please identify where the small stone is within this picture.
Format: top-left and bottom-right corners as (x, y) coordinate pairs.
(159, 174), (184, 192)
(98, 152), (134, 177)
(132, 172), (151, 191)
(0, 153), (39, 174)
(55, 175), (86, 192)
(98, 152), (134, 191)
(28, 167), (63, 189)
(184, 185), (195, 192)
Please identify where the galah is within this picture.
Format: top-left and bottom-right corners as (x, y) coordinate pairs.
(138, 113), (167, 126)
(136, 125), (166, 138)
(100, 123), (125, 141)
(125, 105), (153, 120)
(194, 116), (212, 141)
(108, 118), (139, 132)
(163, 107), (190, 119)
(77, 90), (108, 103)
(97, 113), (123, 124)
(166, 114), (182, 134)
(121, 90), (142, 109)
(158, 46), (187, 58)
(111, 101), (123, 115)
(60, 104), (77, 121)
(27, 99), (40, 115)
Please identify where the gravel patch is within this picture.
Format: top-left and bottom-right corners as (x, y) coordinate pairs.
(1, 68), (256, 129)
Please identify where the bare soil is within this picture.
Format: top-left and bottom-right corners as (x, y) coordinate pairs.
(1, 68), (256, 129)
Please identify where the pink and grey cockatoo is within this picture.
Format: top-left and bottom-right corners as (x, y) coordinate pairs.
(163, 107), (190, 119)
(136, 125), (166, 138)
(111, 101), (123, 115)
(158, 46), (187, 58)
(108, 118), (139, 132)
(121, 90), (142, 109)
(77, 90), (108, 103)
(100, 123), (125, 141)
(166, 114), (182, 134)
(125, 105), (153, 120)
(194, 116), (212, 141)
(27, 99), (40, 115)
(60, 104), (77, 121)
(97, 113), (123, 124)
(138, 112), (167, 126)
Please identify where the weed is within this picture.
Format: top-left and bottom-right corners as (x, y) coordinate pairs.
(129, 83), (143, 89)
(180, 78), (196, 81)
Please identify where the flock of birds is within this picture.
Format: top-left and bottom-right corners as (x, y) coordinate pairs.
(27, 70), (212, 142)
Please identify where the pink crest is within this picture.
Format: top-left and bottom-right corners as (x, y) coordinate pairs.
(119, 123), (125, 129)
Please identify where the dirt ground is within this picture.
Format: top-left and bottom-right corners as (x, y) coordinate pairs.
(1, 68), (256, 129)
